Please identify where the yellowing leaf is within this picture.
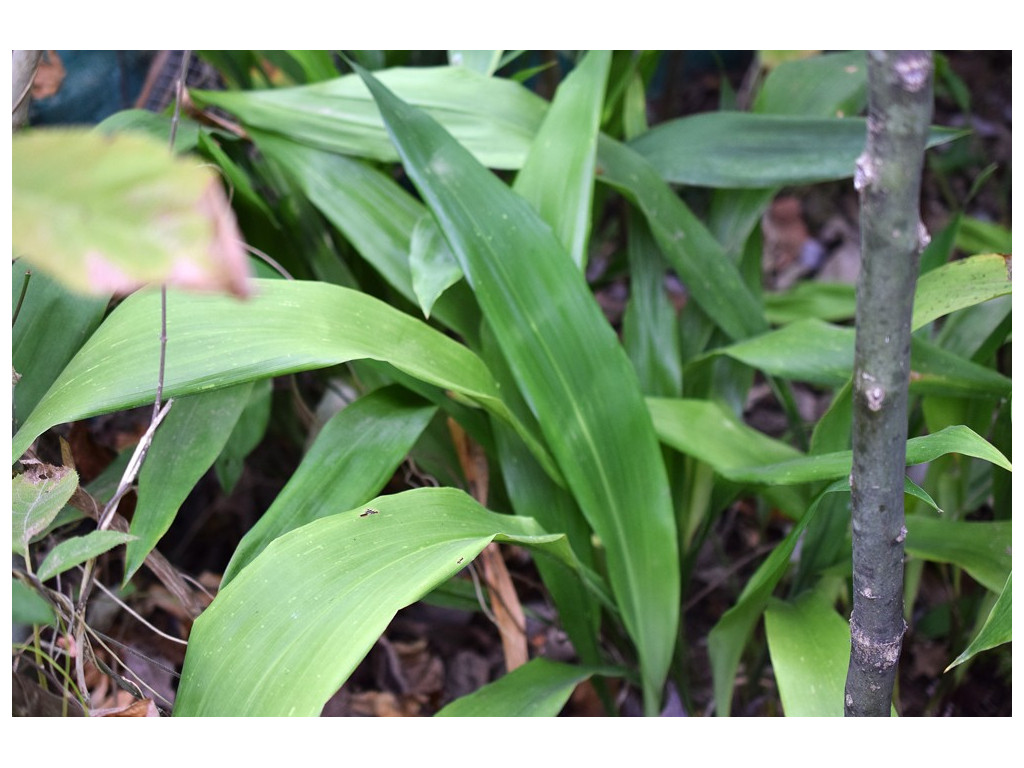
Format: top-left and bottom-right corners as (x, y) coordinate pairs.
(13, 128), (251, 298)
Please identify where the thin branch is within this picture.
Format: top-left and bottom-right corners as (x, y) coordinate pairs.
(153, 50), (191, 422)
(96, 399), (174, 531)
(167, 50), (191, 150)
(84, 626), (174, 707)
(241, 241), (295, 280)
(90, 579), (189, 647)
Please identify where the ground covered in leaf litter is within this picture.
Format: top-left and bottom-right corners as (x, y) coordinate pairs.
(15, 51), (1010, 717)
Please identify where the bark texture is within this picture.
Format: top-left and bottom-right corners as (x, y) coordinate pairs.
(844, 51), (934, 717)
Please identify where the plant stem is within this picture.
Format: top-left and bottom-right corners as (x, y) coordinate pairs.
(12, 268), (31, 327)
(154, 50), (191, 420)
(845, 51), (933, 717)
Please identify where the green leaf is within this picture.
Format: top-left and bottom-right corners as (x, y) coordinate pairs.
(215, 379), (272, 493)
(763, 282), (857, 325)
(409, 214), (463, 318)
(13, 128), (250, 298)
(282, 50), (341, 83)
(908, 335), (1012, 398)
(623, 214), (683, 397)
(946, 572), (1011, 671)
(256, 131), (422, 292)
(222, 386), (437, 583)
(13, 578), (57, 626)
(513, 50), (609, 268)
(710, 319), (854, 386)
(448, 50), (503, 77)
(765, 588), (851, 716)
(192, 66), (547, 170)
(96, 108), (201, 153)
(911, 253), (1013, 331)
(596, 135), (768, 341)
(904, 517), (1011, 594)
(252, 132), (478, 339)
(359, 65), (679, 714)
(629, 113), (966, 188)
(710, 318), (1011, 397)
(12, 279), (557, 485)
(647, 398), (803, 471)
(12, 465), (79, 558)
(174, 487), (585, 716)
(956, 216), (1012, 254)
(436, 658), (619, 716)
(934, 294), (1011, 360)
(723, 424), (1011, 487)
(754, 50), (867, 117)
(12, 260), (108, 423)
(126, 384), (254, 581)
(646, 396), (808, 519)
(196, 131), (275, 220)
(708, 481), (843, 716)
(483, 328), (607, 671)
(37, 530), (136, 582)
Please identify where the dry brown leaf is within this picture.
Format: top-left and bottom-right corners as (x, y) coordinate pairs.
(32, 51), (65, 99)
(346, 690), (424, 717)
(478, 544), (529, 671)
(381, 637), (445, 696)
(92, 697), (160, 717)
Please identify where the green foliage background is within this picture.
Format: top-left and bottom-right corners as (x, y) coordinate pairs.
(11, 50), (1011, 717)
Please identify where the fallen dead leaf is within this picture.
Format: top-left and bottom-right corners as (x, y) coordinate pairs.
(91, 697), (160, 717)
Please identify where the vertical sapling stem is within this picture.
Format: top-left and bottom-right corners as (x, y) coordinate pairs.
(844, 50), (934, 717)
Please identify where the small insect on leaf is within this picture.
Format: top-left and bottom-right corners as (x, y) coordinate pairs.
(359, 508), (380, 517)
(457, 557), (464, 564)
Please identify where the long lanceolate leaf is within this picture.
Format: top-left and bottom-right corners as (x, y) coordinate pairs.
(222, 386), (437, 583)
(358, 66), (680, 715)
(435, 658), (620, 717)
(596, 136), (768, 342)
(127, 384), (253, 580)
(513, 50), (609, 269)
(191, 66), (547, 170)
(628, 112), (965, 188)
(174, 487), (578, 716)
(11, 279), (556, 482)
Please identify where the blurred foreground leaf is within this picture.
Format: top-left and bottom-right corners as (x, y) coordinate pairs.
(12, 128), (250, 298)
